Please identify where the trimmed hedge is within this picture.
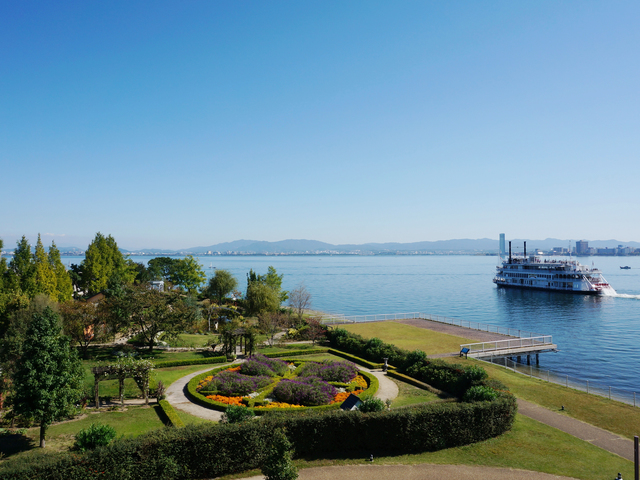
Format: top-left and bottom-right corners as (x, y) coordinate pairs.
(0, 396), (516, 480)
(158, 400), (185, 428)
(386, 369), (448, 396)
(327, 348), (385, 369)
(153, 356), (227, 369)
(261, 348), (329, 358)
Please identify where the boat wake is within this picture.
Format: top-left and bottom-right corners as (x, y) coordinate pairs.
(611, 293), (640, 300)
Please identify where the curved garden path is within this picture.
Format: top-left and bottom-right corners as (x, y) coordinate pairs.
(165, 362), (399, 421)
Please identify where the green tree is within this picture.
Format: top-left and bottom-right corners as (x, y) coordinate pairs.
(33, 234), (57, 300)
(11, 306), (83, 447)
(8, 236), (36, 297)
(265, 266), (288, 304)
(80, 233), (135, 296)
(246, 282), (280, 316)
(59, 300), (109, 359)
(48, 241), (73, 302)
(172, 255), (206, 293)
(147, 257), (176, 281)
(103, 284), (199, 352)
(204, 269), (238, 304)
(261, 428), (298, 480)
(0, 237), (6, 283)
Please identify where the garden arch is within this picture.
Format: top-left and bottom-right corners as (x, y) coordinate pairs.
(91, 358), (154, 407)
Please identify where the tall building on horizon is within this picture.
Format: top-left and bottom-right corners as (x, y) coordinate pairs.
(499, 233), (506, 256)
(576, 240), (589, 255)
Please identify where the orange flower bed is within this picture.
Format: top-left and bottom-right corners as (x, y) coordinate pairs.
(226, 366), (242, 372)
(255, 401), (303, 409)
(205, 395), (244, 406)
(197, 375), (214, 391)
(332, 389), (363, 404)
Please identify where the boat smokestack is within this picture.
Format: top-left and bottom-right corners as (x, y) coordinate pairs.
(524, 242), (527, 257)
(509, 241), (512, 263)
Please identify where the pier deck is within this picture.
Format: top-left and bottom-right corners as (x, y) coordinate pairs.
(460, 336), (557, 359)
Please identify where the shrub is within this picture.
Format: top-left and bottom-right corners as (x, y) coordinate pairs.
(241, 354), (288, 376)
(158, 400), (185, 428)
(261, 428), (298, 480)
(463, 385), (498, 402)
(224, 405), (256, 424)
(73, 423), (117, 452)
(357, 397), (385, 413)
(273, 377), (337, 406)
(209, 371), (271, 397)
(297, 360), (358, 383)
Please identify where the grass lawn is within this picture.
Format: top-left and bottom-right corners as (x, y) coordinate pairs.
(388, 376), (442, 408)
(340, 321), (475, 355)
(222, 415), (633, 480)
(449, 356), (640, 440)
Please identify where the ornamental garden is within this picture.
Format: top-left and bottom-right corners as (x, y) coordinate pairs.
(193, 354), (372, 411)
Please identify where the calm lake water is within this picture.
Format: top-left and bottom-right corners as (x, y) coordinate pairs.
(62, 254), (640, 392)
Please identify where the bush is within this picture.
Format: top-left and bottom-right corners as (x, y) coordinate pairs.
(357, 397), (385, 413)
(463, 385), (498, 402)
(209, 370), (272, 397)
(261, 428), (298, 480)
(224, 405), (256, 424)
(153, 356), (227, 368)
(273, 377), (337, 406)
(73, 423), (117, 452)
(297, 360), (358, 383)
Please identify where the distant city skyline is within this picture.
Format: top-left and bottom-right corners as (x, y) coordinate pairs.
(2, 2), (639, 250)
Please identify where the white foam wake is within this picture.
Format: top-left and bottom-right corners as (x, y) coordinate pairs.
(611, 293), (640, 300)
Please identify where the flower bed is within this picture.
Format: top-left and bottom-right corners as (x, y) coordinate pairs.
(188, 357), (377, 413)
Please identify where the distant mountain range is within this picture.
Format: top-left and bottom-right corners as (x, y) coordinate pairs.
(4, 238), (640, 255)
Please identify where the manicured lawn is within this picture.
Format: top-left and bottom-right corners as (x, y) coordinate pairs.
(340, 321), (475, 355)
(388, 376), (442, 407)
(448, 356), (640, 440)
(223, 415), (633, 480)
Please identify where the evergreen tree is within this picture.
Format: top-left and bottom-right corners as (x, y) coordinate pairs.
(8, 236), (36, 297)
(48, 241), (73, 302)
(11, 306), (83, 447)
(204, 269), (238, 304)
(33, 234), (57, 300)
(80, 233), (135, 296)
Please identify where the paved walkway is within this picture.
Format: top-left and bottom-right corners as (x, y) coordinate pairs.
(232, 464), (578, 480)
(517, 399), (635, 461)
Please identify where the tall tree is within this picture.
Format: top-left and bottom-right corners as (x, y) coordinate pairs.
(172, 255), (206, 293)
(48, 241), (73, 302)
(8, 236), (36, 297)
(245, 282), (280, 316)
(33, 234), (57, 300)
(103, 284), (199, 352)
(80, 233), (135, 296)
(265, 266), (288, 304)
(11, 307), (83, 447)
(147, 257), (176, 281)
(59, 300), (109, 359)
(204, 269), (238, 304)
(0, 237), (6, 282)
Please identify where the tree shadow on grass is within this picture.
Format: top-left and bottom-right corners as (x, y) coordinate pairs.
(0, 432), (36, 458)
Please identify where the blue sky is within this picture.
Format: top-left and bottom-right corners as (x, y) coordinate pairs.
(1, 1), (639, 250)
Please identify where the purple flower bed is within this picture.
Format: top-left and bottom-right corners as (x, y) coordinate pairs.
(241, 354), (288, 377)
(273, 376), (337, 406)
(297, 360), (358, 383)
(209, 370), (272, 397)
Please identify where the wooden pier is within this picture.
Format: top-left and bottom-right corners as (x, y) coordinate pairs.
(460, 336), (557, 364)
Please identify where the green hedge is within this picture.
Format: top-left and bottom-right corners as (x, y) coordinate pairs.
(158, 400), (185, 428)
(327, 348), (384, 369)
(386, 369), (448, 396)
(262, 348), (329, 358)
(153, 356), (227, 369)
(0, 395), (516, 480)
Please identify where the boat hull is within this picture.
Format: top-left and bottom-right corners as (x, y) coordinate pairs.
(495, 282), (606, 295)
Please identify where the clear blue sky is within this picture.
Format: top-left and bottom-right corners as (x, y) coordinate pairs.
(2, 1), (639, 250)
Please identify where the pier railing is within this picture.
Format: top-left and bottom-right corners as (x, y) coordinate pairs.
(460, 336), (554, 356)
(482, 356), (640, 408)
(319, 311), (542, 338)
